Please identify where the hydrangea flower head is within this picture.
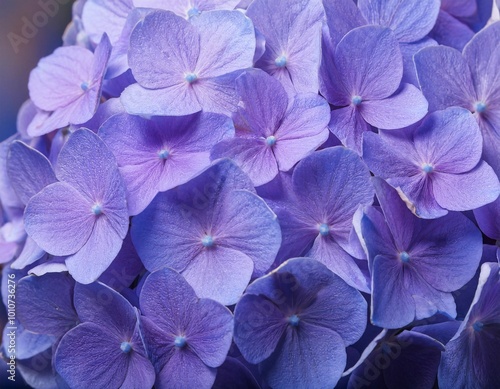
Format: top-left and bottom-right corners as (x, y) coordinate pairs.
(139, 267), (233, 389)
(132, 159), (281, 305)
(234, 258), (367, 389)
(121, 10), (256, 116)
(212, 69), (330, 186)
(24, 129), (129, 284)
(27, 34), (111, 136)
(55, 282), (155, 389)
(320, 25), (428, 152)
(361, 178), (483, 328)
(363, 107), (500, 218)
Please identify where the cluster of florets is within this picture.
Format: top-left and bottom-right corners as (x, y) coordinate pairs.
(1, 0), (500, 388)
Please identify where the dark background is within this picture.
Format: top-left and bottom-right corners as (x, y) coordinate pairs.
(0, 0), (74, 141)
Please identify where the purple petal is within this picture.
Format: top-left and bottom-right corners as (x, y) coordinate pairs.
(413, 107), (483, 173)
(261, 323), (347, 389)
(329, 105), (373, 153)
(274, 94), (330, 171)
(463, 21), (500, 100)
(414, 46), (476, 111)
(65, 217), (125, 284)
(400, 38), (438, 85)
(81, 0), (133, 44)
(474, 196), (500, 239)
(184, 298), (233, 367)
(360, 83), (428, 129)
(358, 0), (440, 43)
(191, 10), (255, 78)
(429, 10), (475, 51)
(335, 25), (402, 100)
(128, 10), (199, 89)
(11, 237), (45, 270)
(17, 273), (77, 337)
(234, 294), (287, 364)
(55, 129), (128, 238)
(191, 71), (241, 115)
(7, 141), (56, 205)
(182, 246), (254, 305)
(323, 0), (365, 47)
(432, 162), (500, 211)
(24, 182), (94, 256)
(307, 236), (370, 292)
(247, 0), (324, 94)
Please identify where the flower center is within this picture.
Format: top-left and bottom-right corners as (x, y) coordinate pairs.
(473, 321), (484, 332)
(158, 149), (170, 160)
(202, 235), (214, 248)
(288, 314), (300, 327)
(120, 341), (132, 353)
(399, 251), (410, 263)
(174, 336), (187, 348)
(275, 55), (287, 68)
(80, 81), (89, 91)
(187, 7), (200, 17)
(422, 163), (434, 174)
(184, 73), (198, 84)
(265, 135), (277, 147)
(318, 223), (330, 237)
(474, 101), (487, 113)
(352, 95), (362, 106)
(91, 203), (103, 216)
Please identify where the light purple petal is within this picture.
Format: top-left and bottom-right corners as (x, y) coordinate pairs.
(429, 10), (475, 51)
(323, 0), (365, 47)
(413, 107), (483, 173)
(191, 10), (255, 78)
(329, 105), (373, 153)
(414, 45), (476, 111)
(358, 0), (440, 43)
(65, 216), (124, 284)
(11, 237), (45, 270)
(191, 71), (241, 115)
(400, 38), (438, 85)
(7, 141), (56, 205)
(24, 182), (94, 256)
(335, 25), (402, 100)
(432, 162), (500, 211)
(81, 0), (133, 44)
(360, 83), (428, 129)
(274, 94), (330, 171)
(182, 246), (254, 305)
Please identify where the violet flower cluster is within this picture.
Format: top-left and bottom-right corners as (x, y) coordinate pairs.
(1, 0), (499, 388)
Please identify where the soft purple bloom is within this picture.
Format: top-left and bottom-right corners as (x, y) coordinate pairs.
(132, 160), (281, 305)
(415, 22), (500, 175)
(139, 267), (233, 389)
(234, 258), (367, 389)
(320, 25), (428, 152)
(27, 35), (111, 137)
(121, 10), (256, 116)
(246, 0), (324, 94)
(100, 112), (233, 215)
(55, 282), (155, 389)
(266, 147), (374, 292)
(438, 262), (500, 388)
(211, 70), (329, 186)
(361, 178), (483, 328)
(136, 0), (241, 18)
(346, 329), (444, 389)
(363, 107), (500, 218)
(24, 129), (128, 284)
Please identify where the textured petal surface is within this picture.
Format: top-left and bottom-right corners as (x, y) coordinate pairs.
(360, 83), (428, 129)
(24, 182), (94, 256)
(358, 0), (440, 43)
(415, 46), (476, 111)
(7, 141), (57, 205)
